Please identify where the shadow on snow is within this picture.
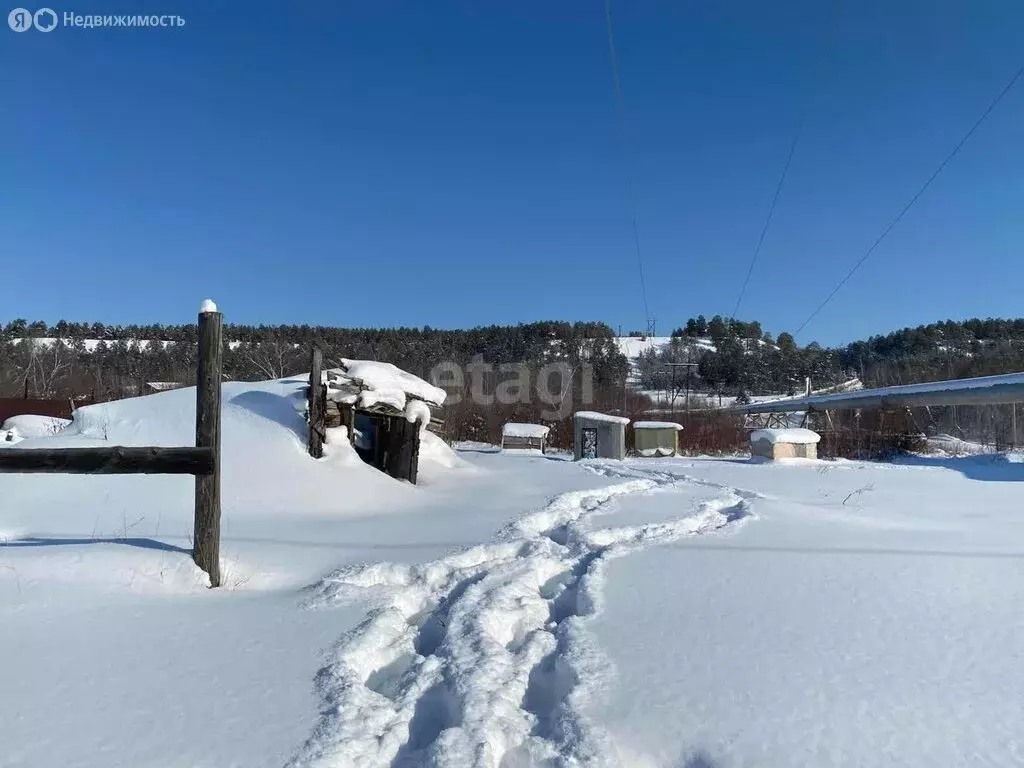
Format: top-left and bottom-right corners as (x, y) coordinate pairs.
(0, 536), (190, 554)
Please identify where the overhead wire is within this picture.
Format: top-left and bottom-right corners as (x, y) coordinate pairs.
(795, 60), (1024, 337)
(731, 0), (845, 322)
(604, 0), (651, 332)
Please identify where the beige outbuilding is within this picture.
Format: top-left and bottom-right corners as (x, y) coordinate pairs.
(750, 428), (821, 460)
(633, 421), (684, 457)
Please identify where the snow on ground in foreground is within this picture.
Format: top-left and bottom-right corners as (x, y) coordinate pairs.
(292, 464), (749, 768)
(0, 382), (628, 768)
(585, 455), (1024, 767)
(4, 386), (1024, 767)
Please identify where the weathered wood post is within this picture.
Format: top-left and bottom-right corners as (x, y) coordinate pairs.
(308, 346), (324, 458)
(194, 299), (223, 587)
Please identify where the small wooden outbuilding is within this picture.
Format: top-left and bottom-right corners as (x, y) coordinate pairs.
(501, 423), (550, 453)
(573, 411), (630, 460)
(633, 421), (683, 457)
(312, 359), (447, 484)
(750, 427), (820, 460)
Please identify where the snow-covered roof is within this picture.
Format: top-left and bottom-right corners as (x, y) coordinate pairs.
(324, 359), (446, 412)
(750, 428), (821, 445)
(634, 421), (684, 431)
(736, 372), (1024, 414)
(502, 423), (550, 439)
(573, 411), (630, 425)
(146, 381), (185, 392)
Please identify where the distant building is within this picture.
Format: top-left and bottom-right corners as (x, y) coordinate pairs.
(750, 428), (820, 460)
(145, 381), (186, 393)
(501, 423), (550, 453)
(633, 421), (683, 457)
(573, 411), (629, 460)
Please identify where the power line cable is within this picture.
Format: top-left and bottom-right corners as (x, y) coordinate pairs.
(731, 123), (804, 322)
(604, 0), (651, 332)
(731, 0), (845, 322)
(795, 61), (1024, 337)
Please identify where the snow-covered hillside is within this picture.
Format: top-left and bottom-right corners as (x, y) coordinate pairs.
(11, 336), (250, 351)
(614, 336), (717, 360)
(614, 336), (717, 386)
(3, 380), (1024, 767)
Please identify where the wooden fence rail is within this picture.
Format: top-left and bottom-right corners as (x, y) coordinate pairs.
(0, 301), (225, 587)
(0, 446), (214, 474)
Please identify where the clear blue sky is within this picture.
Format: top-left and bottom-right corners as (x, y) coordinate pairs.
(2, 1), (1022, 345)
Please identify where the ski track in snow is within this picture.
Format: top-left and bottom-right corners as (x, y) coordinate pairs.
(289, 464), (756, 768)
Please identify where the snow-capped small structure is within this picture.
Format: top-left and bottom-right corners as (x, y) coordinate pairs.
(318, 359), (447, 483)
(750, 427), (821, 460)
(501, 423), (550, 453)
(633, 421), (683, 457)
(145, 381), (186, 393)
(574, 411), (630, 460)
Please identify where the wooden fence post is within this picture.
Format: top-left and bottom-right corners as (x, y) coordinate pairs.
(194, 299), (223, 588)
(308, 347), (324, 458)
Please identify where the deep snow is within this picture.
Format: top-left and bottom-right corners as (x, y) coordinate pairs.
(585, 456), (1024, 768)
(1, 414), (71, 443)
(3, 380), (1024, 767)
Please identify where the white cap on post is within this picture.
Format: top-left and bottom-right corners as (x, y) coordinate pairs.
(199, 298), (218, 314)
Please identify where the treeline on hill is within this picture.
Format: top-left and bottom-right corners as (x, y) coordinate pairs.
(636, 314), (1024, 401)
(0, 320), (629, 423)
(3, 315), (1024, 451)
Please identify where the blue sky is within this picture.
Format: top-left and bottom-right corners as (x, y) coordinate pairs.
(2, 1), (1022, 345)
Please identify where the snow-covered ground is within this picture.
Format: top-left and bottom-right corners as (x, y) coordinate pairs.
(924, 432), (997, 456)
(3, 379), (1024, 767)
(584, 454), (1024, 767)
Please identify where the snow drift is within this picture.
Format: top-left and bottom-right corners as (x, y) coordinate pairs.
(1, 414), (72, 444)
(1, 377), (463, 544)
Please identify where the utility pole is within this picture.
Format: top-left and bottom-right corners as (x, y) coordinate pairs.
(665, 356), (699, 420)
(685, 347), (693, 418)
(618, 325), (627, 416)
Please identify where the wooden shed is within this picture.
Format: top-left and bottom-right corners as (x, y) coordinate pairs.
(573, 411), (630, 460)
(633, 421), (683, 457)
(312, 359), (446, 484)
(749, 427), (821, 460)
(501, 423), (550, 453)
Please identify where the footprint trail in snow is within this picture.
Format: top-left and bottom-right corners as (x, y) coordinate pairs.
(289, 467), (755, 768)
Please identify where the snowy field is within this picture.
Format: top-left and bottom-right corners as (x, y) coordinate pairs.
(3, 379), (1024, 767)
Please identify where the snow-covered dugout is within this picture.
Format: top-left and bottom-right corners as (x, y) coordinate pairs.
(573, 411), (630, 460)
(633, 421), (683, 457)
(2, 414), (71, 444)
(320, 359), (446, 483)
(750, 427), (821, 460)
(501, 423), (550, 453)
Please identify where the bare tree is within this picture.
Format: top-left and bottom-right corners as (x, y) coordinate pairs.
(242, 336), (304, 380)
(26, 339), (72, 398)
